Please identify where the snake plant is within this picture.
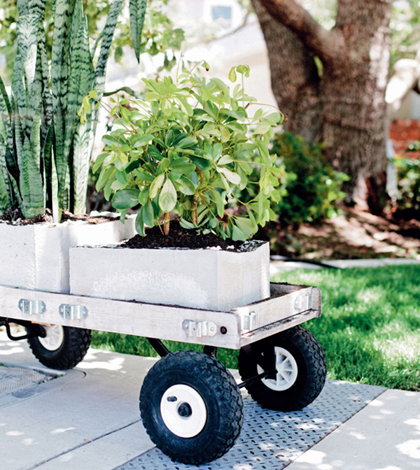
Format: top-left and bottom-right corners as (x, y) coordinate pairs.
(0, 0), (147, 221)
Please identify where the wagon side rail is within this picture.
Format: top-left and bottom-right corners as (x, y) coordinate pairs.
(0, 282), (321, 349)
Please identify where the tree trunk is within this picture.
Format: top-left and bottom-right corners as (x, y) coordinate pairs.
(253, 0), (393, 204)
(252, 0), (321, 143)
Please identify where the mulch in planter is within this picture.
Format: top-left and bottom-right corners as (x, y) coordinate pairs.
(121, 221), (250, 252)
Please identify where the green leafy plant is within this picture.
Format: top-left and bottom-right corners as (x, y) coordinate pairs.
(395, 144), (420, 214)
(0, 0), (150, 221)
(270, 132), (348, 224)
(91, 63), (284, 241)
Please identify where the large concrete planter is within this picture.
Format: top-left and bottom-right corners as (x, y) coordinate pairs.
(0, 217), (135, 293)
(70, 241), (270, 311)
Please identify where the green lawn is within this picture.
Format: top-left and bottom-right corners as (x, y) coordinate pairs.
(91, 264), (420, 391)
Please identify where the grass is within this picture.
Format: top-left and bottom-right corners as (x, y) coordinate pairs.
(91, 264), (420, 391)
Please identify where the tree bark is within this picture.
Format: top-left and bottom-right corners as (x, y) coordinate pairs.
(252, 0), (322, 143)
(253, 0), (393, 204)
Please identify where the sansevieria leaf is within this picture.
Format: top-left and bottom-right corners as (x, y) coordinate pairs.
(51, 0), (77, 209)
(0, 146), (12, 213)
(129, 0), (147, 63)
(19, 137), (44, 218)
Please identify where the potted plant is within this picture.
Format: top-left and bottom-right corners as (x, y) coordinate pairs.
(70, 63), (285, 310)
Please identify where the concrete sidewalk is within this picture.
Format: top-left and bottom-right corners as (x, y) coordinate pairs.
(1, 331), (419, 470)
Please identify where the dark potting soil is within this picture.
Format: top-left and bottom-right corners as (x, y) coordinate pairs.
(0, 209), (52, 224)
(0, 208), (119, 225)
(121, 221), (252, 252)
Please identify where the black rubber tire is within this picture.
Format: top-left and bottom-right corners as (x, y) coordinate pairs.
(26, 325), (91, 370)
(140, 350), (244, 465)
(238, 325), (326, 412)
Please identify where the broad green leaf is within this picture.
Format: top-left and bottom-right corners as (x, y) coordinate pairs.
(177, 176), (196, 196)
(236, 65), (250, 77)
(93, 153), (108, 173)
(232, 224), (247, 241)
(217, 167), (241, 185)
(161, 99), (173, 117)
(171, 160), (196, 174)
(220, 126), (230, 142)
(228, 67), (237, 83)
(254, 123), (271, 134)
(135, 210), (146, 236)
(213, 143), (222, 162)
(148, 144), (163, 160)
(190, 155), (212, 170)
(102, 134), (121, 146)
(96, 166), (114, 191)
(178, 97), (193, 116)
(255, 139), (269, 159)
(111, 180), (126, 191)
(218, 155), (233, 165)
(112, 188), (140, 210)
(210, 77), (229, 95)
(211, 189), (225, 218)
(138, 187), (149, 205)
(132, 134), (154, 147)
(115, 170), (128, 185)
(142, 200), (154, 226)
(125, 159), (141, 174)
(149, 173), (165, 199)
(235, 217), (256, 239)
(226, 122), (245, 133)
(172, 134), (196, 148)
(179, 218), (196, 229)
(159, 178), (177, 212)
(134, 168), (155, 181)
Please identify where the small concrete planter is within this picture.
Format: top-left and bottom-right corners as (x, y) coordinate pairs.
(0, 217), (135, 294)
(70, 241), (270, 311)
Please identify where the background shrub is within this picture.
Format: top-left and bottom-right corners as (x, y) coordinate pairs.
(271, 132), (348, 225)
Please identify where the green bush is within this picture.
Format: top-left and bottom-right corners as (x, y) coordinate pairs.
(271, 132), (348, 224)
(395, 151), (420, 214)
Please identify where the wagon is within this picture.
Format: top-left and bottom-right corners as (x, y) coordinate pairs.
(0, 281), (326, 465)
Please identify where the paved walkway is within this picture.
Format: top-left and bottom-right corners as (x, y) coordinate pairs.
(1, 330), (419, 470)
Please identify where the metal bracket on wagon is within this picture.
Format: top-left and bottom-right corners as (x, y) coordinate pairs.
(18, 299), (46, 315)
(182, 320), (217, 338)
(59, 304), (88, 320)
(294, 293), (313, 311)
(241, 312), (257, 331)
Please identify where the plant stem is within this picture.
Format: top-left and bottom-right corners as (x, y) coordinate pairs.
(163, 212), (170, 235)
(192, 196), (198, 225)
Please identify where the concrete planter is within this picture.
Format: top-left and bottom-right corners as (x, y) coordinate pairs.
(0, 217), (135, 293)
(70, 241), (270, 311)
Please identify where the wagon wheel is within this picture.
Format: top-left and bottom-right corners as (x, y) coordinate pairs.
(26, 325), (91, 370)
(140, 350), (244, 465)
(238, 325), (326, 411)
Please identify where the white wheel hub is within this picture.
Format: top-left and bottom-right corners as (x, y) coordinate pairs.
(160, 384), (207, 438)
(258, 346), (298, 391)
(38, 325), (65, 351)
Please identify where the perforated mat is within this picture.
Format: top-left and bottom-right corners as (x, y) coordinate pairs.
(0, 366), (55, 398)
(114, 380), (385, 470)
